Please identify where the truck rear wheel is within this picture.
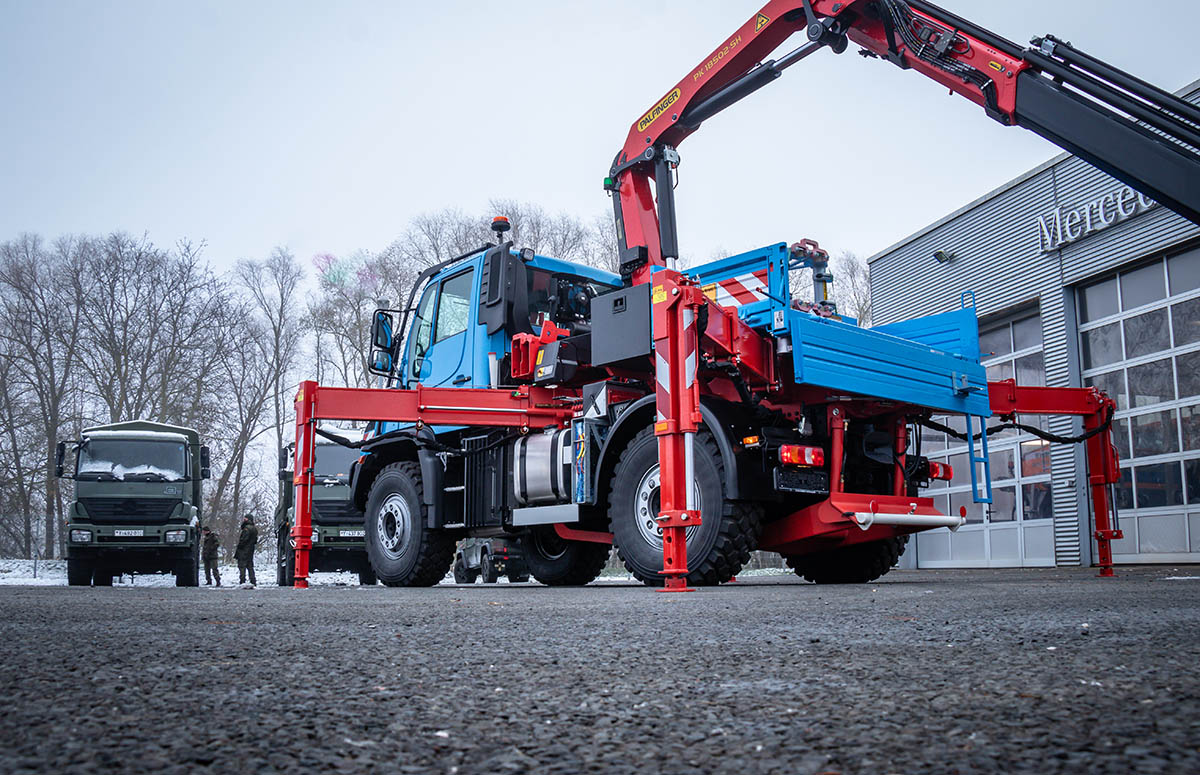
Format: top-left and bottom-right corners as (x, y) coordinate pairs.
(783, 536), (909, 584)
(608, 427), (761, 587)
(67, 559), (93, 586)
(92, 567), (114, 586)
(518, 525), (609, 586)
(364, 461), (454, 587)
(358, 566), (377, 586)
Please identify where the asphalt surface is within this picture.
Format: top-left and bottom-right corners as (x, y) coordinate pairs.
(0, 568), (1197, 775)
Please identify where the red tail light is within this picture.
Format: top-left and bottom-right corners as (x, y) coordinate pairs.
(779, 445), (825, 467)
(929, 462), (954, 481)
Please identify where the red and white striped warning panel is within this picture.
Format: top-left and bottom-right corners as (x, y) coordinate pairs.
(702, 269), (770, 308)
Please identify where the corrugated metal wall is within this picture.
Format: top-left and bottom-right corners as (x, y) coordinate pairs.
(869, 81), (1200, 566)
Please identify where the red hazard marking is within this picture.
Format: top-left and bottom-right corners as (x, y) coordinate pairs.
(720, 277), (759, 305)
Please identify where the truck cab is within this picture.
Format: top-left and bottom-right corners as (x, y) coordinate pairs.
(57, 420), (209, 586)
(392, 247), (619, 392)
(276, 432), (376, 586)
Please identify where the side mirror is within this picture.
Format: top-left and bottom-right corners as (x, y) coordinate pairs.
(418, 358), (432, 380)
(368, 309), (396, 377)
(371, 310), (394, 350)
(54, 442), (65, 478)
(199, 446), (211, 480)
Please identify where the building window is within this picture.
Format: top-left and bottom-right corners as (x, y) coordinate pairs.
(922, 311), (1049, 524)
(1078, 244), (1200, 555)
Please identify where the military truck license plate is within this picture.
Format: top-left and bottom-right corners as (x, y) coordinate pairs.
(113, 529), (143, 537)
(340, 529), (364, 538)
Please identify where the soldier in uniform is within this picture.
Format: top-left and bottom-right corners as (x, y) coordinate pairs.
(201, 526), (221, 586)
(236, 514), (258, 587)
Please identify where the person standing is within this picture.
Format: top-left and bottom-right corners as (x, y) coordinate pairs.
(201, 526), (221, 587)
(236, 515), (258, 587)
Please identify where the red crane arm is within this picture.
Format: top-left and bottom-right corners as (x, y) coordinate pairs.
(609, 0), (1200, 284)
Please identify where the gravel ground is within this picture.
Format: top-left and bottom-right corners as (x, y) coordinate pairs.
(0, 567), (1197, 774)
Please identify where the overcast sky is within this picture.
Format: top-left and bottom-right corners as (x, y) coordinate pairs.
(1, 0), (1195, 270)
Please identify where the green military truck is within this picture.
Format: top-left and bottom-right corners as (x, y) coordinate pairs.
(275, 434), (376, 586)
(56, 420), (210, 587)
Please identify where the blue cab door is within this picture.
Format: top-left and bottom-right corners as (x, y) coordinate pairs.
(404, 265), (476, 388)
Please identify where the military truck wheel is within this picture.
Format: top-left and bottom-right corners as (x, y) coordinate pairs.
(518, 525), (610, 586)
(480, 553), (499, 584)
(783, 536), (909, 584)
(507, 572), (530, 583)
(364, 461), (454, 587)
(452, 556), (474, 584)
(67, 559), (93, 586)
(92, 567), (114, 586)
(358, 567), (377, 586)
(608, 427), (762, 587)
(175, 555), (199, 587)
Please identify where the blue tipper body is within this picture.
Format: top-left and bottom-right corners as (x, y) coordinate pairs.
(688, 245), (994, 503)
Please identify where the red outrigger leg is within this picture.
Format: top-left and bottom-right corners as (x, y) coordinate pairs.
(651, 271), (706, 591)
(987, 381), (1122, 577)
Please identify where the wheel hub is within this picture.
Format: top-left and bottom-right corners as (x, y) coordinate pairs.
(377, 493), (411, 559)
(633, 465), (700, 549)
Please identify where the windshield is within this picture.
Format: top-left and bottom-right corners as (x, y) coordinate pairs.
(315, 444), (359, 481)
(76, 439), (188, 482)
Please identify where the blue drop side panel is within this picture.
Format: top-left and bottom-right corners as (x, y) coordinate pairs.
(789, 312), (991, 417)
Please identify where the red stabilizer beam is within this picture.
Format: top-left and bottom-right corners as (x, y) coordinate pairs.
(290, 381), (576, 588)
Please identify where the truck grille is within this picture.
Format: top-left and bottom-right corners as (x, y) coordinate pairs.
(79, 498), (181, 524)
(313, 501), (364, 524)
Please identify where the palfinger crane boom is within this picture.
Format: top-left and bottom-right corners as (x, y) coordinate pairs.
(608, 0), (1200, 285)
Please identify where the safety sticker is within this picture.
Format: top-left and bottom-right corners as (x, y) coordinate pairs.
(755, 13), (770, 33)
(652, 285), (667, 304)
(536, 349), (544, 365)
(702, 283), (718, 302)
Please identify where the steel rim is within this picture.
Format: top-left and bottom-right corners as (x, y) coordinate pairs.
(377, 493), (411, 560)
(633, 464), (700, 549)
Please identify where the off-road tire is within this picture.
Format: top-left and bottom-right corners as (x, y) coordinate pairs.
(276, 528), (290, 586)
(175, 553), (199, 587)
(480, 554), (499, 584)
(364, 461), (454, 587)
(67, 559), (93, 587)
(358, 566), (377, 586)
(784, 536), (909, 584)
(518, 525), (610, 586)
(608, 427), (762, 586)
(452, 556), (474, 584)
(508, 572), (530, 583)
(92, 567), (114, 586)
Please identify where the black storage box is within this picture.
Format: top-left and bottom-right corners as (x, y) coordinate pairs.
(590, 284), (652, 368)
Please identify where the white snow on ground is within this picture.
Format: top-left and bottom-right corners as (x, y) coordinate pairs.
(1163, 576), (1200, 580)
(0, 560), (793, 587)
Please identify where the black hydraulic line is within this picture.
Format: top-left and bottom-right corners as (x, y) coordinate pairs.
(1015, 73), (1200, 225)
(902, 0), (1024, 59)
(1035, 35), (1200, 128)
(919, 403), (1113, 446)
(1023, 51), (1200, 153)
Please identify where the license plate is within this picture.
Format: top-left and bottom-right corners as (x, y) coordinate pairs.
(340, 529), (364, 538)
(113, 529), (143, 537)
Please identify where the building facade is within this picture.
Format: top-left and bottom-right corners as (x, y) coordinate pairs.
(870, 79), (1200, 569)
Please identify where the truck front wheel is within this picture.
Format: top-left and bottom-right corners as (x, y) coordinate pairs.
(783, 536), (908, 584)
(175, 550), (199, 587)
(67, 559), (93, 586)
(608, 427), (762, 587)
(518, 526), (610, 586)
(364, 461), (454, 587)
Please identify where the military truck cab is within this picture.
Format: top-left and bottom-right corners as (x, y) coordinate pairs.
(57, 420), (209, 586)
(276, 432), (375, 586)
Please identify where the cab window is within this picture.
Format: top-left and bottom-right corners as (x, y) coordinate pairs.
(409, 286), (437, 379)
(435, 269), (474, 342)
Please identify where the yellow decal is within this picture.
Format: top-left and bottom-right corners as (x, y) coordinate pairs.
(637, 88), (681, 133)
(755, 13), (770, 32)
(535, 349), (544, 365)
(652, 285), (667, 304)
(702, 283), (718, 302)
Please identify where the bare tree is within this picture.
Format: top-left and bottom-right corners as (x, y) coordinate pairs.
(235, 248), (304, 455)
(0, 234), (90, 558)
(832, 252), (872, 325)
